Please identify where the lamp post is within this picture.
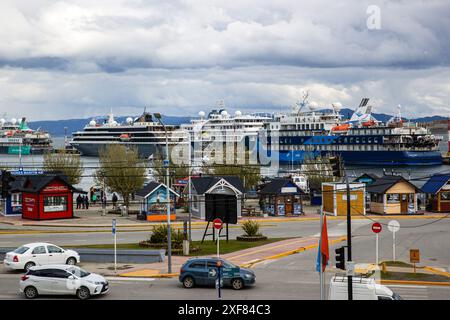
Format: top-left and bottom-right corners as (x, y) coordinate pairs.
(154, 113), (172, 273)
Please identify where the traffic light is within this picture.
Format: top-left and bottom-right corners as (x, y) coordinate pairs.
(329, 156), (342, 177)
(1, 170), (14, 199)
(335, 246), (346, 270)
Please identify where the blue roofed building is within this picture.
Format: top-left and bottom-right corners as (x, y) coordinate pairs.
(421, 174), (450, 212)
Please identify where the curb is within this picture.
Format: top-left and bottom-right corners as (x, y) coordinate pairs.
(423, 266), (450, 278)
(119, 273), (180, 278)
(381, 279), (450, 286)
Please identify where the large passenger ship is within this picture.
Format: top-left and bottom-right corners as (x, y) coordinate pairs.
(69, 111), (187, 157)
(0, 117), (52, 155)
(263, 98), (442, 166)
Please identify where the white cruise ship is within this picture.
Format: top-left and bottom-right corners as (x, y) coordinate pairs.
(69, 111), (187, 158)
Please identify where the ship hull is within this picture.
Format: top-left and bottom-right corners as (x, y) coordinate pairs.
(0, 145), (51, 155)
(276, 150), (443, 166)
(70, 142), (165, 158)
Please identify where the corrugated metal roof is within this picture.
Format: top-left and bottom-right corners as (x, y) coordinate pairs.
(421, 174), (450, 194)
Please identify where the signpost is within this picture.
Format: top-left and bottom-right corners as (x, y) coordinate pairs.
(387, 220), (400, 262)
(112, 219), (117, 272)
(371, 222), (382, 265)
(216, 260), (222, 300)
(213, 218), (223, 259)
(410, 249), (420, 273)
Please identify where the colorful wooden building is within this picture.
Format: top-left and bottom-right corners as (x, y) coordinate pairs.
(421, 174), (450, 212)
(366, 175), (419, 215)
(259, 178), (304, 216)
(13, 175), (84, 220)
(322, 182), (366, 216)
(135, 181), (179, 222)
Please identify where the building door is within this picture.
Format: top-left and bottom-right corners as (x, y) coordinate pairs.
(285, 197), (293, 215)
(400, 194), (408, 213)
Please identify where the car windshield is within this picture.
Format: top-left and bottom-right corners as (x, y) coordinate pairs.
(67, 267), (91, 278)
(392, 292), (403, 300)
(13, 246), (29, 254)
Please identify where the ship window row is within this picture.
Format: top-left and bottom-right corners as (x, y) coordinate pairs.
(278, 136), (382, 145)
(277, 145), (382, 151)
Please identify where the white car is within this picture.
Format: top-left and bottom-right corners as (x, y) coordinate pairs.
(20, 265), (109, 299)
(3, 243), (80, 271)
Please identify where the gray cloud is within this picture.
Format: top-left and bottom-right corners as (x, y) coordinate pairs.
(0, 0), (449, 120)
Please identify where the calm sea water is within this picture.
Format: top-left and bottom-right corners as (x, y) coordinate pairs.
(1, 136), (447, 191)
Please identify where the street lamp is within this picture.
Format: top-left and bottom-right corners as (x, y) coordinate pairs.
(153, 113), (172, 273)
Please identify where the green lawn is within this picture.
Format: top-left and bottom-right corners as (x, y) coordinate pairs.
(67, 237), (291, 256)
(381, 271), (450, 282)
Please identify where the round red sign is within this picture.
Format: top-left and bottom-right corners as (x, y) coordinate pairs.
(372, 222), (382, 233)
(213, 218), (223, 230)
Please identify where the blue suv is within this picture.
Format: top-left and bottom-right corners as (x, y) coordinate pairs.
(179, 258), (255, 290)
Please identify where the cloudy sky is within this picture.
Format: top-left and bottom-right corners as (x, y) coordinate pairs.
(0, 0), (449, 120)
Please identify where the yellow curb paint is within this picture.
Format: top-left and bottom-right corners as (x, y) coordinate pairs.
(423, 266), (450, 278)
(381, 279), (450, 286)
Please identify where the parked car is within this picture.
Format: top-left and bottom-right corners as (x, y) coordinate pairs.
(179, 257), (255, 290)
(20, 264), (109, 300)
(328, 274), (402, 300)
(3, 243), (80, 271)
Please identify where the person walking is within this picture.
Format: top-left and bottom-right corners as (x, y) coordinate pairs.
(76, 194), (82, 210)
(84, 195), (89, 210)
(112, 193), (118, 210)
(92, 193), (97, 205)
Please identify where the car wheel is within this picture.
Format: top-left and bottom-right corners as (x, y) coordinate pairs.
(24, 262), (35, 272)
(76, 286), (91, 300)
(24, 286), (38, 299)
(183, 276), (195, 288)
(66, 257), (77, 265)
(232, 278), (244, 290)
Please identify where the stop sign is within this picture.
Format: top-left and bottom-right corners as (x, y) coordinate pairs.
(372, 222), (382, 233)
(213, 218), (223, 230)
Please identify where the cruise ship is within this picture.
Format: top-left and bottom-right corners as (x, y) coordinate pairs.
(0, 117), (53, 155)
(262, 98), (442, 166)
(69, 111), (187, 157)
(180, 105), (272, 162)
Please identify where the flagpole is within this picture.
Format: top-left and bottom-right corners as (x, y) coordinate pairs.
(319, 208), (323, 300)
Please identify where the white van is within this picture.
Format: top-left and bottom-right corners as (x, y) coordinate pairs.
(329, 275), (402, 300)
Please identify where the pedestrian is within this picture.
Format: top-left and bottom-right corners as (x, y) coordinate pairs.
(92, 193), (97, 205)
(76, 194), (82, 209)
(417, 198), (422, 211)
(112, 193), (118, 210)
(81, 195), (85, 209)
(84, 195), (89, 210)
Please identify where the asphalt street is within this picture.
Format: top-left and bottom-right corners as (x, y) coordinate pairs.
(1, 217), (449, 300)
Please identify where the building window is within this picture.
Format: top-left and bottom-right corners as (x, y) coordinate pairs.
(441, 192), (450, 200)
(387, 194), (399, 203)
(43, 196), (68, 212)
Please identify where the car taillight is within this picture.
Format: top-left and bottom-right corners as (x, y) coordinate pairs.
(21, 275), (28, 281)
(13, 256), (18, 262)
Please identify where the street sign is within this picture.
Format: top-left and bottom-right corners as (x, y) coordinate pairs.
(213, 218), (223, 230)
(388, 220), (400, 262)
(387, 220), (400, 232)
(346, 261), (355, 276)
(410, 249), (420, 263)
(371, 222), (382, 233)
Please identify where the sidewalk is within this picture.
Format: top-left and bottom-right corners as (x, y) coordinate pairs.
(116, 236), (347, 278)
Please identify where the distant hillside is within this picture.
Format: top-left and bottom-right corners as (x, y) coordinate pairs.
(28, 109), (447, 137)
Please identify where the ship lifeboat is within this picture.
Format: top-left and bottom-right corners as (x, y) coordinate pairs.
(119, 133), (131, 141)
(362, 120), (376, 127)
(6, 130), (14, 136)
(331, 124), (350, 131)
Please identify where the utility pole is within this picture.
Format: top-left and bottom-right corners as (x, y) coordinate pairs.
(345, 170), (353, 300)
(154, 113), (172, 274)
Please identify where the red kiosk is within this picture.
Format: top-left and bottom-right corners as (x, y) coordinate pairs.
(15, 175), (84, 220)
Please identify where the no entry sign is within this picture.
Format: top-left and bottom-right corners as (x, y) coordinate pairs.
(372, 222), (382, 233)
(213, 218), (223, 230)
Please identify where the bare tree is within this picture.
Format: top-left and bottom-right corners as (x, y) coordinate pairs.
(43, 151), (83, 185)
(96, 145), (146, 213)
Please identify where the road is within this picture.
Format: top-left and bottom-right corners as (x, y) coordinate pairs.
(1, 217), (449, 300)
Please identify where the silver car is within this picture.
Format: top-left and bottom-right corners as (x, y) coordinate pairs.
(20, 265), (109, 300)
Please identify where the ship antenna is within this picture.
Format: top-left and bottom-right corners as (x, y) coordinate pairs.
(296, 90), (309, 113)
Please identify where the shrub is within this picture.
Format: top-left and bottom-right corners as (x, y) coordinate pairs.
(149, 224), (185, 248)
(241, 220), (261, 237)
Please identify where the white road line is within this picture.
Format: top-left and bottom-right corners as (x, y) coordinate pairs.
(387, 285), (427, 289)
(106, 277), (155, 282)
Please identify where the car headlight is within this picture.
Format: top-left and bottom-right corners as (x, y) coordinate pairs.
(87, 280), (103, 285)
(244, 273), (253, 279)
